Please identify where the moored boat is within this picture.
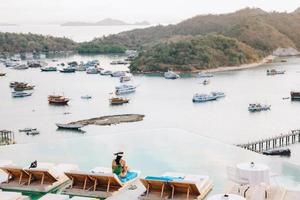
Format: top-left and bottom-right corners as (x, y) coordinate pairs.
(19, 128), (37, 132)
(100, 70), (113, 75)
(13, 83), (35, 91)
(86, 67), (99, 74)
(41, 66), (57, 72)
(202, 79), (210, 85)
(56, 123), (84, 130)
(115, 84), (136, 95)
(248, 103), (271, 112)
(198, 72), (213, 78)
(266, 69), (285, 76)
(48, 95), (69, 105)
(120, 74), (132, 82)
(211, 91), (226, 98)
(109, 97), (130, 105)
(193, 93), (217, 102)
(59, 67), (75, 73)
(263, 148), (291, 156)
(111, 71), (127, 77)
(290, 91), (300, 101)
(81, 95), (92, 99)
(11, 91), (32, 98)
(0, 72), (6, 76)
(13, 64), (29, 70)
(164, 70), (180, 79)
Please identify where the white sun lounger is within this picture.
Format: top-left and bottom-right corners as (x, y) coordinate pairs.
(0, 191), (29, 200)
(38, 194), (70, 200)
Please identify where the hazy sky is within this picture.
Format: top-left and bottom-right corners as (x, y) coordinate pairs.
(1, 0), (300, 24)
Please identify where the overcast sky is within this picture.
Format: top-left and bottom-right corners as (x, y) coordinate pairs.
(1, 0), (300, 24)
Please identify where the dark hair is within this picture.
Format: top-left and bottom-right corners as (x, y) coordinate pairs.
(115, 155), (122, 165)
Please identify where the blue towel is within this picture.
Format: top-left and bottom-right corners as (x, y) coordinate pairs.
(145, 176), (184, 182)
(119, 171), (138, 183)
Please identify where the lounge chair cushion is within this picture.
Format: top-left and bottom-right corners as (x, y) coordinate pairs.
(145, 176), (184, 182)
(119, 171), (138, 183)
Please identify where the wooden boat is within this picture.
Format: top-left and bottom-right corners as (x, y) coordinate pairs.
(10, 81), (26, 88)
(13, 84), (35, 91)
(48, 95), (69, 105)
(110, 97), (129, 105)
(56, 123), (84, 130)
(263, 148), (291, 156)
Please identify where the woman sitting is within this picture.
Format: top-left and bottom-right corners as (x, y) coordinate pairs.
(112, 152), (128, 177)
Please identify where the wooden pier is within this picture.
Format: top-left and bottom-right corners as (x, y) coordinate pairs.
(0, 130), (15, 145)
(236, 129), (300, 153)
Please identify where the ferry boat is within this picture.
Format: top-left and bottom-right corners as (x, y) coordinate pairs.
(266, 69), (285, 76)
(59, 67), (75, 73)
(11, 91), (32, 98)
(120, 74), (132, 82)
(111, 71), (127, 77)
(109, 97), (130, 105)
(193, 93), (217, 102)
(115, 84), (136, 95)
(290, 91), (300, 101)
(41, 66), (57, 72)
(100, 70), (113, 75)
(198, 72), (213, 78)
(248, 103), (271, 112)
(164, 70), (180, 79)
(48, 95), (69, 105)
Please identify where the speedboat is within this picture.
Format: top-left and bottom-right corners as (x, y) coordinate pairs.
(11, 91), (32, 98)
(59, 67), (75, 73)
(81, 95), (92, 99)
(115, 84), (136, 95)
(248, 103), (271, 112)
(86, 67), (99, 74)
(266, 69), (285, 76)
(198, 72), (213, 78)
(211, 91), (225, 98)
(100, 70), (113, 75)
(164, 70), (180, 79)
(192, 93), (217, 102)
(41, 66), (57, 72)
(111, 71), (127, 77)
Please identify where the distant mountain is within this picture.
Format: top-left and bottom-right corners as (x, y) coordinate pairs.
(61, 18), (150, 26)
(0, 23), (17, 26)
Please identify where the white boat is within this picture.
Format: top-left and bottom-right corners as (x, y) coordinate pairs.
(115, 84), (136, 95)
(86, 67), (99, 74)
(19, 128), (37, 132)
(192, 93), (217, 102)
(211, 91), (226, 98)
(267, 69), (285, 76)
(26, 130), (40, 135)
(41, 66), (57, 72)
(13, 64), (28, 70)
(11, 91), (32, 98)
(120, 74), (132, 82)
(75, 65), (86, 71)
(111, 71), (127, 77)
(56, 123), (84, 130)
(248, 103), (271, 112)
(81, 95), (92, 99)
(198, 72), (213, 78)
(164, 70), (180, 79)
(100, 70), (112, 75)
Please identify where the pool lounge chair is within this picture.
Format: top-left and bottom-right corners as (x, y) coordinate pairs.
(63, 169), (140, 198)
(0, 191), (29, 200)
(0, 163), (78, 193)
(139, 173), (213, 200)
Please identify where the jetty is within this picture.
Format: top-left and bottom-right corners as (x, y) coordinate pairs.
(0, 130), (15, 145)
(236, 129), (300, 153)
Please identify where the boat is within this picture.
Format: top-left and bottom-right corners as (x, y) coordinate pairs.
(86, 67), (99, 74)
(120, 74), (132, 82)
(13, 64), (28, 70)
(111, 71), (127, 77)
(263, 148), (291, 156)
(164, 70), (180, 79)
(281, 59), (287, 63)
(41, 66), (57, 72)
(0, 72), (6, 76)
(266, 69), (285, 76)
(192, 93), (217, 102)
(75, 65), (86, 71)
(202, 79), (210, 85)
(26, 130), (40, 136)
(59, 67), (75, 73)
(56, 123), (84, 130)
(109, 97), (130, 105)
(198, 72), (213, 78)
(81, 95), (92, 99)
(115, 84), (136, 95)
(248, 103), (271, 112)
(11, 91), (32, 98)
(110, 60), (129, 65)
(48, 95), (69, 105)
(13, 83), (35, 91)
(290, 91), (300, 101)
(19, 128), (37, 132)
(100, 70), (113, 75)
(211, 91), (226, 98)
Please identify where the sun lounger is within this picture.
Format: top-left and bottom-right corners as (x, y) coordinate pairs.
(0, 163), (78, 193)
(139, 173), (213, 200)
(0, 191), (29, 200)
(38, 194), (70, 200)
(63, 168), (140, 198)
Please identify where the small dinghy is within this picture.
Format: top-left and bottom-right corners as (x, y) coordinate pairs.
(263, 148), (291, 156)
(81, 95), (92, 99)
(56, 123), (84, 130)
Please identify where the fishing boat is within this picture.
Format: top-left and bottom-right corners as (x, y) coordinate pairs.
(59, 67), (75, 73)
(100, 70), (113, 75)
(211, 91), (226, 98)
(13, 83), (35, 91)
(290, 91), (300, 101)
(120, 74), (132, 82)
(248, 103), (271, 112)
(13, 64), (29, 70)
(19, 128), (37, 132)
(263, 148), (291, 156)
(266, 69), (285, 76)
(41, 66), (57, 72)
(56, 123), (84, 130)
(115, 84), (136, 95)
(48, 95), (69, 105)
(0, 72), (6, 76)
(11, 91), (32, 98)
(198, 72), (213, 78)
(109, 97), (130, 105)
(86, 67), (99, 74)
(25, 129), (40, 135)
(111, 71), (127, 77)
(81, 95), (92, 99)
(164, 70), (180, 79)
(192, 93), (217, 102)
